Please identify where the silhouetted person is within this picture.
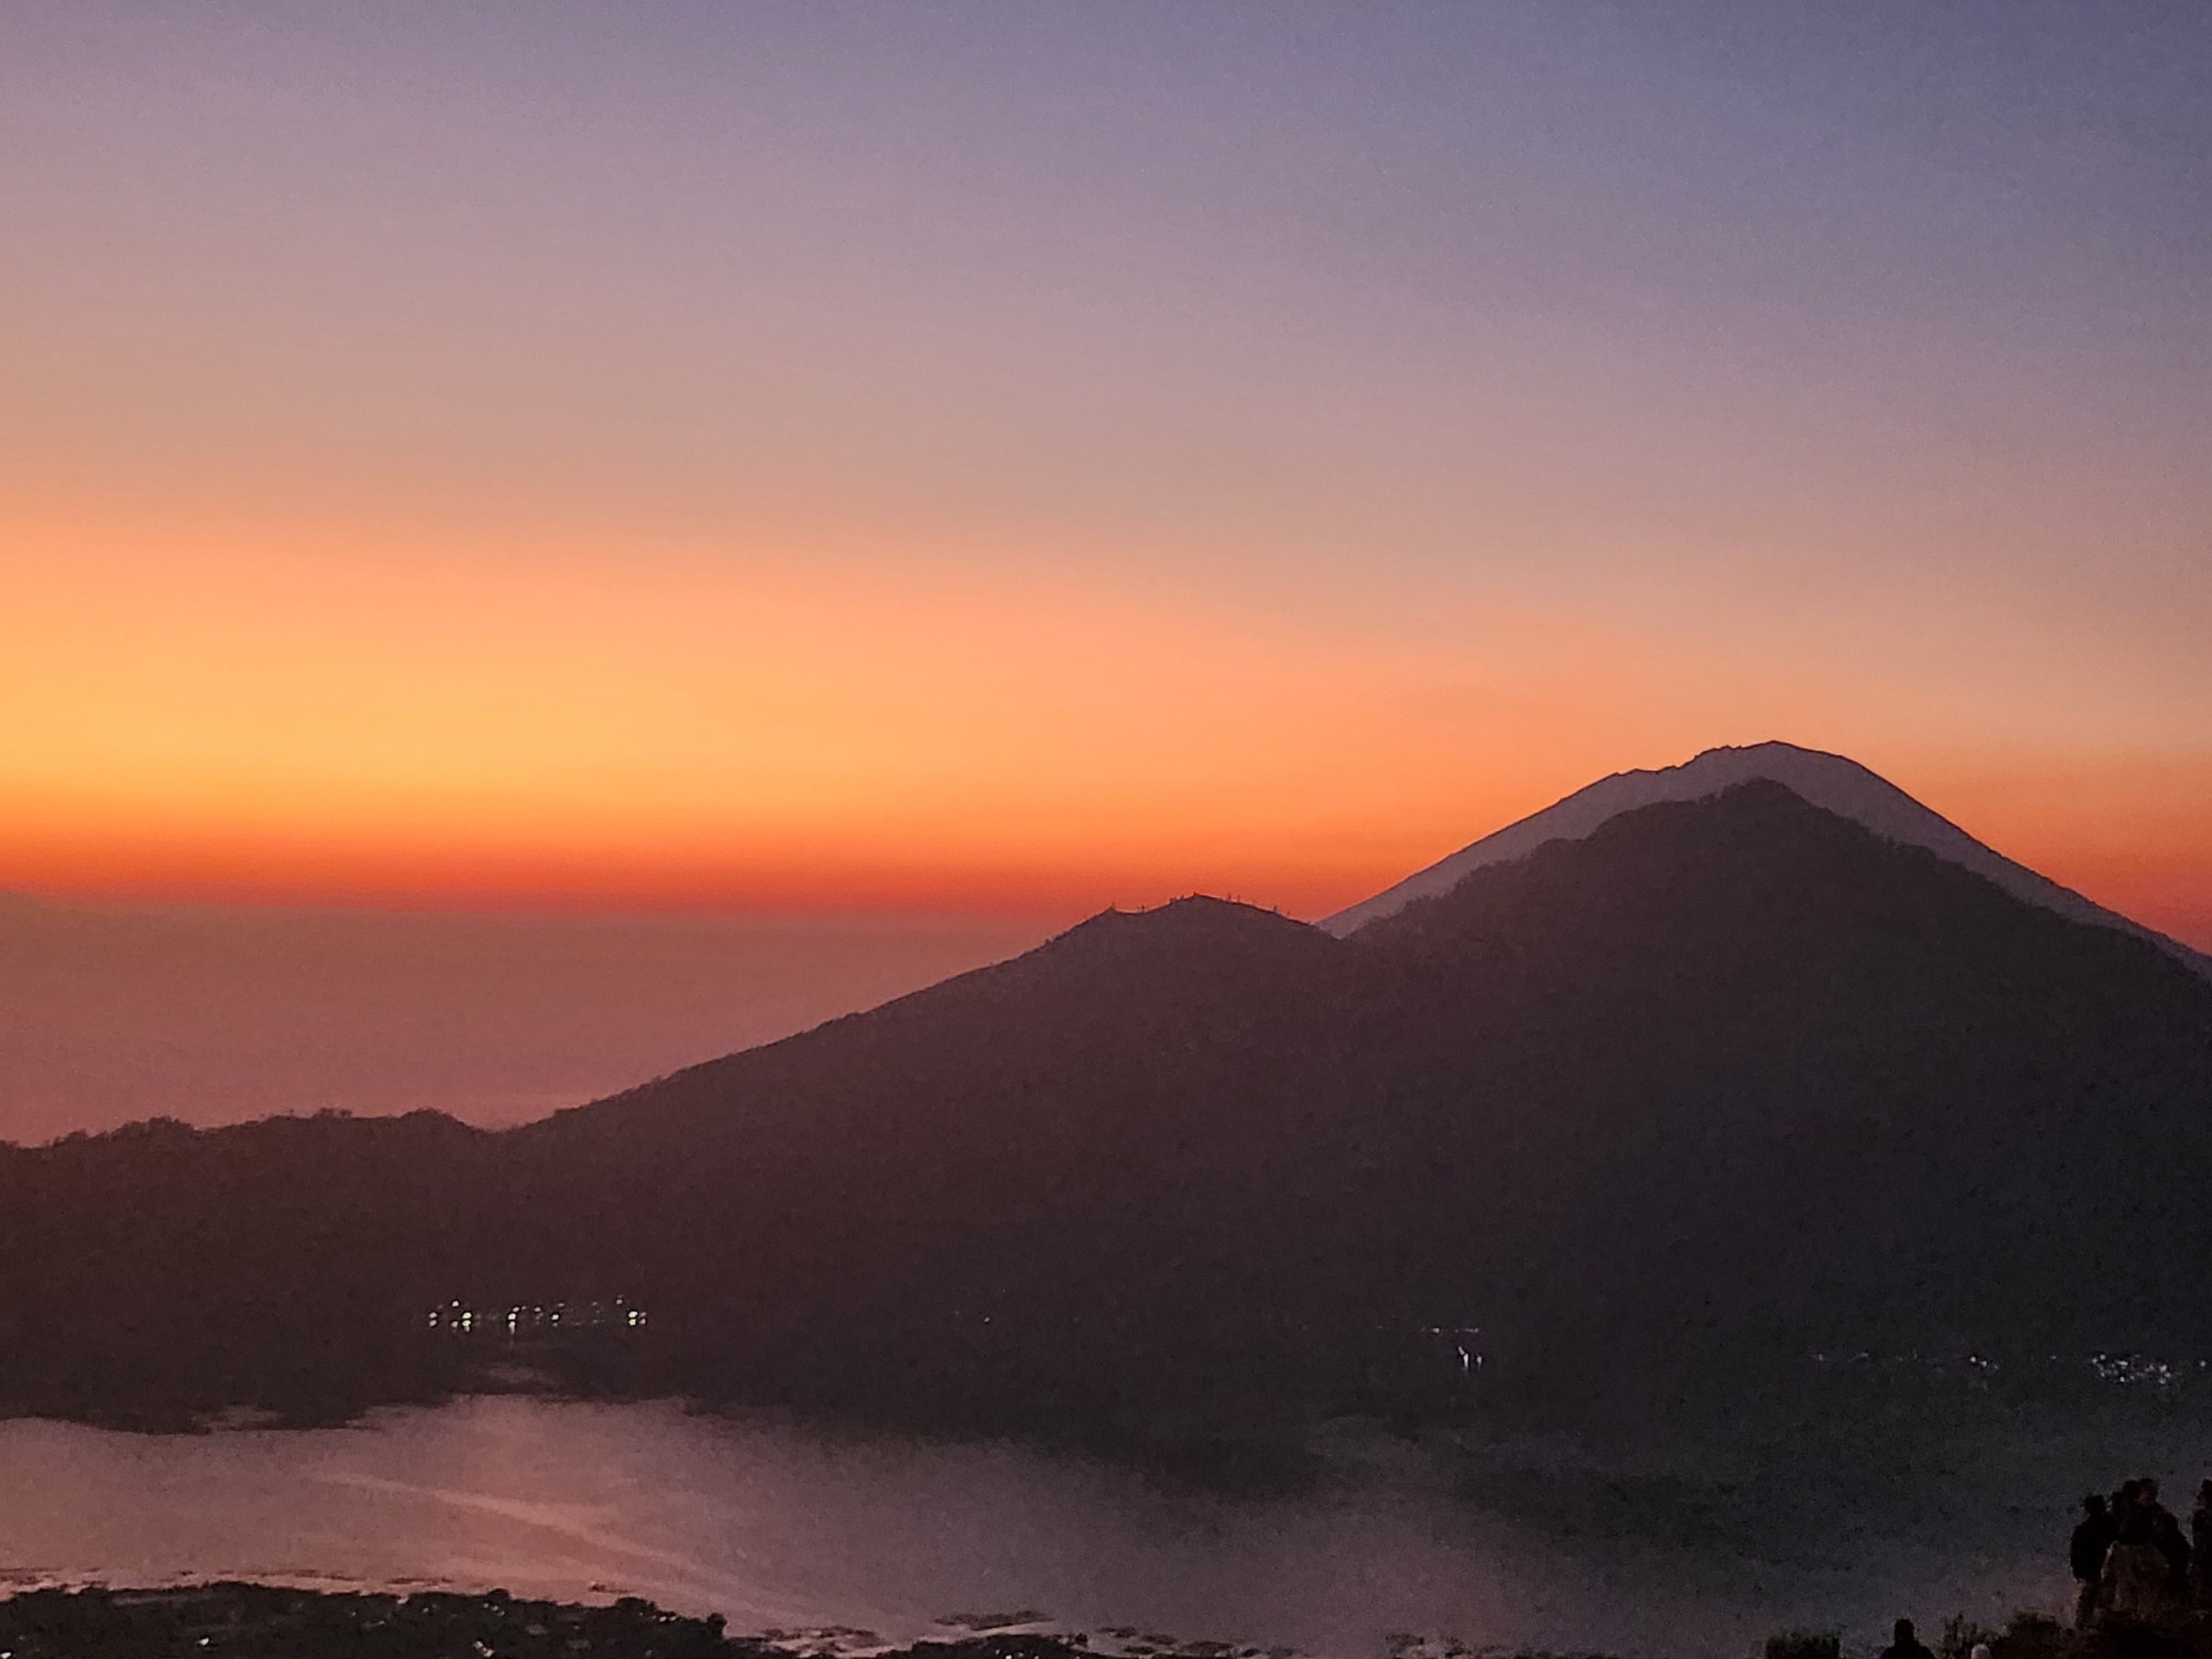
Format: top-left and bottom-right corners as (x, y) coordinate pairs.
(2106, 1480), (2173, 1622)
(2193, 1481), (2212, 1606)
(2074, 1493), (2117, 1627)
(1878, 1618), (1936, 1659)
(2145, 1476), (2192, 1601)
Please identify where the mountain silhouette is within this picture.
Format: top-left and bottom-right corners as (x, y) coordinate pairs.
(2, 762), (2208, 1445)
(1324, 740), (2212, 978)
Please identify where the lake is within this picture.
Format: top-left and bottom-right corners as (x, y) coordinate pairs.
(3, 1394), (2180, 1658)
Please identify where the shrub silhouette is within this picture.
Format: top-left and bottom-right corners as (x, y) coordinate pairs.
(1765, 1631), (1842, 1659)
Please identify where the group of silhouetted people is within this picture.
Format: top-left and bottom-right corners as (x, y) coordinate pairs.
(2070, 1477), (2212, 1628)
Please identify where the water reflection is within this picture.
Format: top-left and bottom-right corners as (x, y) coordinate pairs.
(0, 1397), (2176, 1658)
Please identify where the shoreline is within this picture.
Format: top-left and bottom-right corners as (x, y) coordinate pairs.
(0, 1584), (1335, 1659)
(6, 1581), (2205, 1659)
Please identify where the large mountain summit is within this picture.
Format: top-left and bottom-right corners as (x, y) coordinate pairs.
(1327, 740), (2211, 976)
(2, 748), (2208, 1441)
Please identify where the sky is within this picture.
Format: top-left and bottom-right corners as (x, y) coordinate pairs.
(4, 2), (2210, 952)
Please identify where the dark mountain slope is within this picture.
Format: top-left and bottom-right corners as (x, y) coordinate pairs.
(1340, 781), (2212, 1399)
(473, 896), (1384, 1426)
(1, 785), (2206, 1442)
(474, 784), (2212, 1427)
(0, 1109), (490, 1423)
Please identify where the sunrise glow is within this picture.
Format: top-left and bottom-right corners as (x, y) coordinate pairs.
(4, 7), (2207, 942)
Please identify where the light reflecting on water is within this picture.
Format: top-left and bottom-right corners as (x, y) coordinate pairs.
(0, 1396), (2141, 1658)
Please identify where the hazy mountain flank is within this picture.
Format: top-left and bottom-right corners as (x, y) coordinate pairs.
(3, 752), (2208, 1447)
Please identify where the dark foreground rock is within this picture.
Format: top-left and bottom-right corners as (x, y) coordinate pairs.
(0, 1585), (1619, 1659)
(21, 1580), (2212, 1659)
(0, 1586), (1169, 1659)
(1977, 1613), (2212, 1659)
(1764, 1611), (2212, 1659)
(0, 1584), (732, 1657)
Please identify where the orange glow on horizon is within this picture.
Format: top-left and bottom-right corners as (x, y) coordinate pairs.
(6, 505), (2210, 946)
(7, 5), (2210, 963)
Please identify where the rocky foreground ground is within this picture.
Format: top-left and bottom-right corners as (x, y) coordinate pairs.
(19, 1584), (2212, 1659)
(0, 1585), (1318, 1659)
(1765, 1611), (2212, 1659)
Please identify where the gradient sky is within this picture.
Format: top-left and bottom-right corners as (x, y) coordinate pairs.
(5, 2), (2209, 944)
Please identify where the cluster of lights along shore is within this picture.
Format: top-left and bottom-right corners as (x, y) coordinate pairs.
(426, 1298), (649, 1337)
(1806, 1350), (2212, 1388)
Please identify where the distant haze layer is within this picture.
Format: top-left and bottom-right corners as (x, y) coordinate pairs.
(0, 901), (1046, 1144)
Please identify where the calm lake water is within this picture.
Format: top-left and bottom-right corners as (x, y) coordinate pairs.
(2, 1395), (2177, 1658)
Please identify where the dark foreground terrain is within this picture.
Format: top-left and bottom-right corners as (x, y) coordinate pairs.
(18, 1585), (2212, 1659)
(0, 1583), (1628, 1659)
(1770, 1611), (2212, 1659)
(0, 1584), (722, 1658)
(0, 1585), (1121, 1659)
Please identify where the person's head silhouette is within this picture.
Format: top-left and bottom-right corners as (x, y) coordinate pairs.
(1893, 1618), (1916, 1645)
